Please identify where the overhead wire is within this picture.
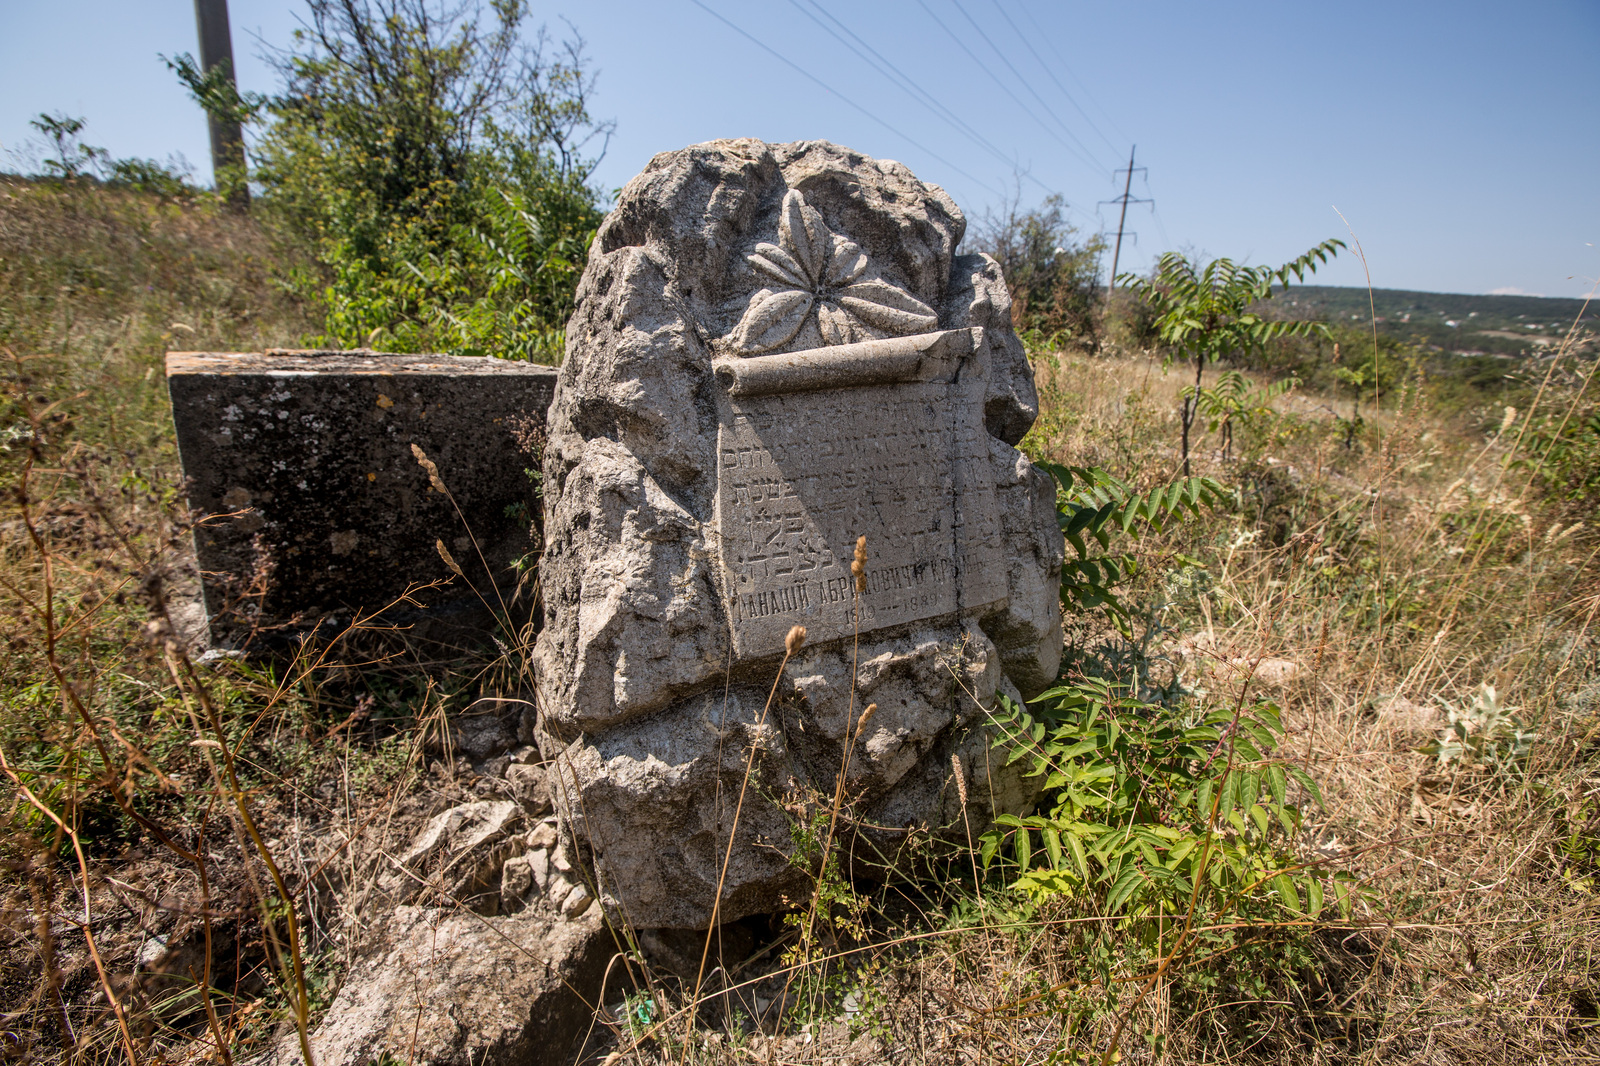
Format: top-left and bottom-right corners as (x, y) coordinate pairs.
(790, 0), (1055, 199)
(1014, 0), (1134, 151)
(944, 0), (1111, 176)
(684, 0), (1006, 198)
(686, 0), (1135, 229)
(1143, 170), (1174, 257)
(988, 0), (1122, 160)
(912, 0), (1107, 182)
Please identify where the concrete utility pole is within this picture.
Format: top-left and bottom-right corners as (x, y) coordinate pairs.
(193, 0), (249, 205)
(1102, 146), (1149, 297)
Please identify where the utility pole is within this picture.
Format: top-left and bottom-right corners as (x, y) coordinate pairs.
(193, 0), (249, 205)
(1101, 146), (1150, 297)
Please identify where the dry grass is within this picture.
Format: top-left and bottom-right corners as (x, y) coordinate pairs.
(1007, 339), (1600, 1062)
(0, 177), (471, 1063)
(2, 176), (1598, 1065)
(589, 334), (1600, 1064)
(0, 176), (319, 460)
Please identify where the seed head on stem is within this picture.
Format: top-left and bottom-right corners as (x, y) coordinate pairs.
(853, 702), (878, 741)
(411, 443), (447, 494)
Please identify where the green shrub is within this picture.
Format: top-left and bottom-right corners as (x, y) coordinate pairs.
(1419, 683), (1536, 771)
(201, 0), (613, 359)
(977, 193), (1106, 347)
(977, 453), (1350, 1016)
(1518, 398), (1600, 527)
(985, 684), (1343, 924)
(1039, 461), (1226, 630)
(16, 113), (197, 200)
(1184, 369), (1295, 462)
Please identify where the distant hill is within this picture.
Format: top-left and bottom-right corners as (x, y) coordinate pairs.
(1269, 286), (1595, 357)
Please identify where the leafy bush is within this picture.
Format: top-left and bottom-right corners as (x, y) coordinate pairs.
(103, 156), (197, 198)
(1039, 461), (1226, 628)
(1419, 684), (1536, 771)
(1184, 369), (1295, 461)
(15, 113), (196, 199)
(1518, 398), (1600, 527)
(976, 450), (1349, 1017)
(977, 193), (1106, 347)
(26, 112), (108, 179)
(181, 0), (616, 360)
(984, 684), (1342, 923)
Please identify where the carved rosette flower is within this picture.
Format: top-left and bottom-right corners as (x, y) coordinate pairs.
(728, 189), (939, 354)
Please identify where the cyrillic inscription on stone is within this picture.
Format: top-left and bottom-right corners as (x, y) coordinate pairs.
(715, 377), (1005, 659)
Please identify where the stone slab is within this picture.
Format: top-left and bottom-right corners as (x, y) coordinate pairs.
(166, 351), (557, 646)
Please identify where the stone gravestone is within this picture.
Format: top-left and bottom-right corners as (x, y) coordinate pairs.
(167, 350), (557, 646)
(535, 140), (1063, 929)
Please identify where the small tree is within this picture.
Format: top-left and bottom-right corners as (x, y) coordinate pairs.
(1185, 369), (1295, 462)
(1120, 242), (1343, 475)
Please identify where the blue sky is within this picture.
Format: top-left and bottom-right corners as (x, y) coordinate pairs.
(2, 0), (1596, 297)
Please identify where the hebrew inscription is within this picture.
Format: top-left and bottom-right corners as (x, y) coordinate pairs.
(715, 364), (1006, 659)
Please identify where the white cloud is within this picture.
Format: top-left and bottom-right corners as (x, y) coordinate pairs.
(1488, 286), (1546, 297)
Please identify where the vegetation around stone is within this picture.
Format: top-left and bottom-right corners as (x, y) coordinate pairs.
(2, 11), (1599, 1060)
(4, 164), (1597, 1064)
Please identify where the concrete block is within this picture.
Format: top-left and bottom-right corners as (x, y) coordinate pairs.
(166, 349), (557, 647)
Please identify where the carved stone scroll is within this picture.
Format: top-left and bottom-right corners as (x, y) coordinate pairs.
(712, 328), (975, 397)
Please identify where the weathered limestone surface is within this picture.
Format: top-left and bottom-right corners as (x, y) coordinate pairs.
(252, 904), (610, 1066)
(535, 140), (1063, 929)
(167, 351), (556, 645)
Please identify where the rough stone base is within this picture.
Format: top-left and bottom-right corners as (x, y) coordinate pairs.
(254, 905), (613, 1066)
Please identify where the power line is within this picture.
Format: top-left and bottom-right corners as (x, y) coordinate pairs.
(1014, 0), (1134, 152)
(788, 0), (1052, 197)
(1142, 171), (1174, 256)
(684, 0), (1005, 198)
(912, 0), (1105, 180)
(945, 0), (1111, 175)
(988, 0), (1122, 161)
